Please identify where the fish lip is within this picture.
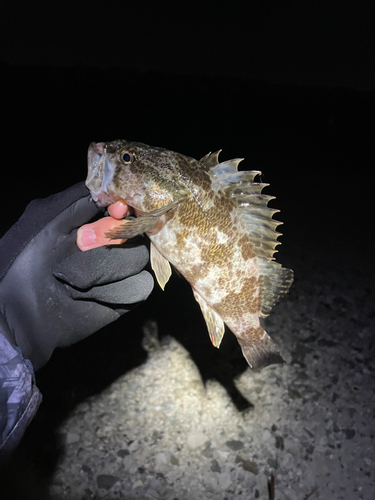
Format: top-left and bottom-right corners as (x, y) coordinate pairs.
(92, 191), (119, 207)
(92, 142), (105, 154)
(87, 142), (106, 172)
(86, 141), (119, 207)
(87, 143), (105, 189)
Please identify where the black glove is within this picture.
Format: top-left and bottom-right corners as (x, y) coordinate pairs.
(0, 182), (154, 371)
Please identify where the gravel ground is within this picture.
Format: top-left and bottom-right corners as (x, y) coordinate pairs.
(38, 233), (374, 500)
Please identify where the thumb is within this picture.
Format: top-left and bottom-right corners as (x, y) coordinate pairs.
(77, 218), (127, 251)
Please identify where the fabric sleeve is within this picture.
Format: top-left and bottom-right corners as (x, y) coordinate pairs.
(0, 332), (42, 454)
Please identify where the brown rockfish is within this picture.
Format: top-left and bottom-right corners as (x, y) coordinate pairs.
(86, 140), (294, 369)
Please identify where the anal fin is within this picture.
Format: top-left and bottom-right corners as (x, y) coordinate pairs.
(193, 290), (225, 348)
(150, 243), (172, 290)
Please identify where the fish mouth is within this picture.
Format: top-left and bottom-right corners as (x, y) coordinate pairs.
(86, 142), (119, 207)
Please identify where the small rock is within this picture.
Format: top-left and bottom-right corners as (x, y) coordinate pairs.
(155, 452), (168, 467)
(332, 392), (339, 403)
(129, 382), (138, 392)
(201, 441), (214, 458)
(187, 430), (206, 450)
(117, 449), (130, 457)
(211, 459), (221, 472)
(152, 430), (163, 440)
(81, 464), (93, 476)
(275, 436), (284, 450)
(97, 474), (119, 490)
(348, 407), (357, 418)
(170, 454), (179, 465)
(235, 454), (259, 475)
(147, 489), (159, 498)
(132, 480), (143, 489)
(217, 450), (230, 460)
(288, 388), (302, 400)
(262, 429), (272, 441)
(65, 432), (80, 444)
(343, 428), (356, 439)
(267, 458), (278, 469)
(219, 472), (232, 490)
(129, 441), (139, 452)
(226, 439), (244, 451)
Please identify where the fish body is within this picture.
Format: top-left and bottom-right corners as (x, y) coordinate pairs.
(86, 140), (294, 369)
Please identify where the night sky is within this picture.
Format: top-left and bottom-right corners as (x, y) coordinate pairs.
(1, 1), (375, 89)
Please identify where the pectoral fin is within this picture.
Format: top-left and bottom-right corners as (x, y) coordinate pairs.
(105, 195), (188, 240)
(193, 290), (225, 348)
(150, 243), (172, 290)
(105, 214), (159, 239)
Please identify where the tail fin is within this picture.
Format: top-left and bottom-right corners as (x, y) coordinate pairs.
(237, 335), (285, 369)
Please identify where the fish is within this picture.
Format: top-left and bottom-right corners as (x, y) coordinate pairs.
(86, 140), (294, 369)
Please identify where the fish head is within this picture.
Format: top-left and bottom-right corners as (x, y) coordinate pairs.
(86, 140), (183, 211)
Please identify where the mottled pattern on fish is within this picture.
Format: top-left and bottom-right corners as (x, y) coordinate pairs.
(86, 140), (294, 369)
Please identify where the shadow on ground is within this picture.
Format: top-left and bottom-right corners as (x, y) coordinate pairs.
(0, 267), (253, 500)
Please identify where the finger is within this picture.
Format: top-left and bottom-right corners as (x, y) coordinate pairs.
(66, 270), (154, 304)
(108, 199), (129, 219)
(77, 217), (127, 251)
(54, 240), (151, 287)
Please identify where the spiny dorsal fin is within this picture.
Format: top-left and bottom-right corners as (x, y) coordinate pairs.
(210, 159), (246, 177)
(200, 150), (245, 173)
(208, 155), (294, 314)
(210, 166), (281, 261)
(199, 150), (222, 168)
(199, 151), (211, 164)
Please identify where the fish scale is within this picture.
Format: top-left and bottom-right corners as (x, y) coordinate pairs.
(86, 140), (294, 369)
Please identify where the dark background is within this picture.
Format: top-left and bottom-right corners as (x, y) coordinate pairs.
(1, 63), (374, 251)
(1, 1), (374, 497)
(1, 1), (374, 243)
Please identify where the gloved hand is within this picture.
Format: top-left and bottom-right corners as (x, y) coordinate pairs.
(0, 182), (154, 371)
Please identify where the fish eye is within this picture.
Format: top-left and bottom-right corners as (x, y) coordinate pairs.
(121, 151), (136, 164)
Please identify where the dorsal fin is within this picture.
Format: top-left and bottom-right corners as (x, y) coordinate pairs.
(199, 150), (222, 168)
(208, 156), (294, 314)
(208, 166), (281, 260)
(199, 151), (211, 164)
(210, 159), (245, 178)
